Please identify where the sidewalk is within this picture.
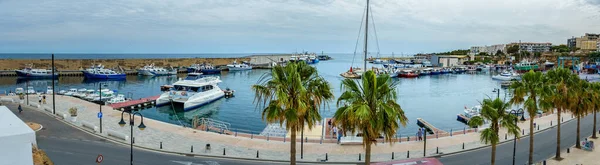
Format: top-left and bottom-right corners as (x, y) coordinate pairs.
(0, 95), (577, 162)
(544, 137), (597, 165)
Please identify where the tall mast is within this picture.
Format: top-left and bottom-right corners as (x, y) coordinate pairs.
(363, 0), (369, 70)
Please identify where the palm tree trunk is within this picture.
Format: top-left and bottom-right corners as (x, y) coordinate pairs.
(290, 126), (297, 165)
(365, 142), (372, 165)
(593, 110), (597, 139)
(491, 143), (497, 165)
(555, 108), (562, 159)
(528, 116), (534, 164)
(576, 116), (581, 149)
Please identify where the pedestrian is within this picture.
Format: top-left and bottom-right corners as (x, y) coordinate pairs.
(42, 94), (46, 104)
(38, 95), (42, 104)
(18, 104), (22, 114)
(337, 127), (343, 144)
(332, 126), (338, 139)
(417, 128), (423, 141)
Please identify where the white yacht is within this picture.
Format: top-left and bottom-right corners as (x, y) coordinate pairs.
(83, 89), (97, 100)
(492, 71), (521, 81)
(464, 105), (482, 118)
(92, 89), (115, 102)
(227, 60), (253, 71)
(46, 86), (53, 94)
(64, 88), (78, 96)
(138, 63), (177, 76)
(156, 73), (226, 111)
(27, 86), (36, 94)
(73, 88), (88, 98)
(107, 94), (126, 104)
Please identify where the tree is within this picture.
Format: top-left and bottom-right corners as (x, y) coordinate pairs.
(334, 70), (408, 165)
(495, 50), (505, 56)
(534, 52), (542, 58)
(569, 79), (592, 149)
(589, 82), (600, 139)
(544, 68), (576, 159)
(551, 45), (570, 53)
(478, 52), (489, 56)
(468, 98), (520, 165)
(252, 62), (333, 165)
(507, 45), (520, 54)
(510, 70), (550, 164)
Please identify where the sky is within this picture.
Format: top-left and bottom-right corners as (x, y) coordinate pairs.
(0, 0), (599, 54)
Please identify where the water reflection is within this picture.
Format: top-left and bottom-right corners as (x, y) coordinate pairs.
(150, 98), (225, 127)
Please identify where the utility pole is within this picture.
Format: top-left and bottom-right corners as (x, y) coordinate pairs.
(52, 54), (56, 114)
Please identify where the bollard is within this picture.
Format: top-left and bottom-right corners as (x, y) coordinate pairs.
(326, 153), (328, 161)
(223, 148), (226, 155)
(407, 151), (410, 158)
(191, 145), (194, 153)
(305, 137), (308, 142)
(235, 131), (238, 137)
(407, 136), (410, 141)
(451, 129), (453, 136)
(463, 127), (465, 134)
(562, 117), (564, 122)
(505, 134), (507, 140)
(391, 152), (395, 160)
(522, 129), (524, 135)
(257, 150), (259, 158)
(551, 121), (552, 126)
(267, 135), (269, 141)
(567, 148), (570, 153)
(320, 138), (322, 144)
(251, 134), (253, 139)
(133, 137), (135, 144)
(284, 137), (286, 143)
(462, 143), (465, 149)
(538, 125), (539, 130)
(160, 142), (163, 149)
(543, 160), (546, 165)
(359, 153), (361, 161)
(436, 147), (439, 154)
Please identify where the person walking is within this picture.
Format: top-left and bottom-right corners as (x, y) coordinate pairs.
(18, 104), (22, 114)
(38, 95), (42, 104)
(332, 126), (338, 139)
(417, 128), (423, 141)
(337, 127), (343, 144)
(42, 94), (46, 104)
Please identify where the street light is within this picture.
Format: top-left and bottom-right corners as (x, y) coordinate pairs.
(492, 88), (500, 99)
(119, 110), (146, 165)
(509, 108), (524, 165)
(99, 82), (107, 133)
(26, 80), (29, 105)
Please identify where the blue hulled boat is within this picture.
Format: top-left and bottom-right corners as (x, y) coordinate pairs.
(187, 63), (221, 75)
(82, 64), (126, 79)
(430, 69), (441, 75)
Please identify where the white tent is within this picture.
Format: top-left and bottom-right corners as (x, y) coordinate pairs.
(0, 106), (36, 165)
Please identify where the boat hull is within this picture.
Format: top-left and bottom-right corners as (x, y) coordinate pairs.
(138, 69), (177, 76)
(82, 71), (126, 79)
(156, 92), (225, 111)
(15, 70), (59, 79)
(227, 66), (253, 71)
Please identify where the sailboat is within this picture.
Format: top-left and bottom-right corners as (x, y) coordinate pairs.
(341, 0), (386, 79)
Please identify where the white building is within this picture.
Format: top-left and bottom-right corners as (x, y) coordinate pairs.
(470, 44), (506, 55)
(508, 42), (552, 53)
(431, 55), (471, 67)
(0, 106), (36, 165)
(469, 46), (487, 55)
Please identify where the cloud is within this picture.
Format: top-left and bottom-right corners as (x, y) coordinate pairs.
(0, 0), (599, 53)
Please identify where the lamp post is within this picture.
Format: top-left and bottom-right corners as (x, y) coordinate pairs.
(509, 108), (524, 165)
(492, 88), (500, 99)
(118, 110), (146, 165)
(26, 80), (29, 105)
(423, 128), (427, 157)
(51, 53), (56, 114)
(99, 82), (106, 133)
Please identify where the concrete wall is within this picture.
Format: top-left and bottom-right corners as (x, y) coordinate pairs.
(248, 54), (292, 65)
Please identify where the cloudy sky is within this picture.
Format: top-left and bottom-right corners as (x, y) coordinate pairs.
(0, 0), (599, 54)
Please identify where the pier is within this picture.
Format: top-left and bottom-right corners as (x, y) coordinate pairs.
(416, 118), (447, 135)
(109, 95), (160, 111)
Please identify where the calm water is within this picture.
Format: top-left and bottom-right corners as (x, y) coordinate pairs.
(0, 54), (511, 135)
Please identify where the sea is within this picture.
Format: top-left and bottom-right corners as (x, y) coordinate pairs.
(0, 53), (512, 137)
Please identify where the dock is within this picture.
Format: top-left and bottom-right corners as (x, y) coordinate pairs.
(456, 114), (471, 124)
(109, 95), (161, 110)
(416, 118), (447, 135)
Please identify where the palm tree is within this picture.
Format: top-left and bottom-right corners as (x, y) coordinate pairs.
(568, 79), (592, 148)
(334, 70), (408, 165)
(544, 68), (575, 159)
(590, 82), (600, 139)
(510, 70), (549, 164)
(468, 98), (520, 165)
(252, 62), (333, 164)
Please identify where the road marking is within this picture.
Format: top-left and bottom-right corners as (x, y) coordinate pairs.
(171, 160), (204, 165)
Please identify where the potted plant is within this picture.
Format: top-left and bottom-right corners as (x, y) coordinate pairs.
(68, 107), (78, 122)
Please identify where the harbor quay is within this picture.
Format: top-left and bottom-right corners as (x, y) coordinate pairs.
(0, 94), (577, 163)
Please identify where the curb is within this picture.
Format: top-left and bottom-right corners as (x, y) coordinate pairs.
(34, 124), (43, 132)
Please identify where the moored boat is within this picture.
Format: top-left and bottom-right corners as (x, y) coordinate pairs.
(226, 60), (253, 71)
(419, 68), (432, 76)
(514, 60), (539, 72)
(399, 70), (419, 78)
(155, 73), (226, 111)
(64, 88), (78, 96)
(15, 65), (58, 79)
(340, 67), (362, 79)
(188, 64), (221, 75)
(430, 68), (441, 75)
(138, 63), (177, 76)
(492, 71), (521, 81)
(82, 64), (126, 79)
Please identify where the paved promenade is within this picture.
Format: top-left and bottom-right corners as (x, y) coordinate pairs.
(0, 95), (577, 163)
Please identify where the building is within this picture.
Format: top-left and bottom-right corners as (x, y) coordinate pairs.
(414, 54), (433, 61)
(0, 106), (37, 165)
(597, 41), (600, 52)
(469, 44), (506, 55)
(430, 55), (471, 67)
(507, 42), (552, 53)
(569, 33), (600, 51)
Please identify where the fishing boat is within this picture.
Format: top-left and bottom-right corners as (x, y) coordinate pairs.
(15, 64), (58, 79)
(372, 58), (384, 64)
(187, 64), (221, 75)
(26, 86), (36, 94)
(514, 60), (539, 72)
(73, 88), (88, 98)
(107, 94), (126, 104)
(317, 55), (331, 61)
(64, 88), (78, 96)
(84, 89), (98, 100)
(476, 65), (491, 72)
(466, 65), (477, 72)
(492, 71), (521, 81)
(452, 66), (467, 74)
(419, 68), (432, 76)
(155, 73), (226, 111)
(399, 70), (419, 78)
(82, 64), (126, 79)
(430, 68), (441, 75)
(440, 68), (452, 74)
(307, 55), (320, 64)
(138, 63), (177, 76)
(227, 60), (253, 71)
(289, 55), (299, 62)
(422, 60), (432, 67)
(91, 89), (116, 102)
(464, 105), (482, 118)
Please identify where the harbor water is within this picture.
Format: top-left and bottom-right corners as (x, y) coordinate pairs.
(0, 53), (511, 136)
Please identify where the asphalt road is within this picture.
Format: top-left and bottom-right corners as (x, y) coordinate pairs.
(3, 103), (309, 165)
(439, 113), (600, 165)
